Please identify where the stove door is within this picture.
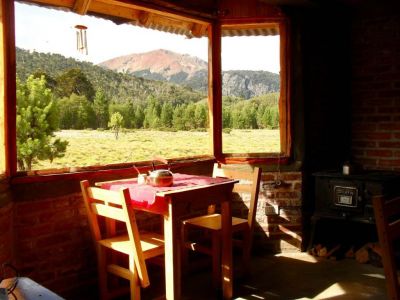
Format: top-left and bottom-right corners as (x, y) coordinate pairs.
(330, 179), (364, 214)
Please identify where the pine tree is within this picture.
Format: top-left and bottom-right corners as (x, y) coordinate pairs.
(160, 102), (174, 128)
(143, 96), (161, 129)
(93, 89), (109, 129)
(133, 105), (145, 129)
(194, 103), (208, 129)
(183, 103), (196, 130)
(58, 93), (95, 129)
(16, 75), (68, 171)
(108, 112), (124, 139)
(55, 68), (95, 101)
(222, 106), (232, 129)
(172, 105), (185, 130)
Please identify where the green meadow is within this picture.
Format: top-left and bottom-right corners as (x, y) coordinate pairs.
(32, 129), (280, 170)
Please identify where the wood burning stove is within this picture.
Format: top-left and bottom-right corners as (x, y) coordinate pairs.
(309, 170), (400, 249)
(313, 170), (400, 222)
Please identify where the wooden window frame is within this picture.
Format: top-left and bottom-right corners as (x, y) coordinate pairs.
(1, 0), (16, 178)
(2, 1), (292, 183)
(211, 19), (292, 164)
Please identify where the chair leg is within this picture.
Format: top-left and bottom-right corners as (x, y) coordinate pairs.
(97, 245), (108, 300)
(211, 231), (221, 288)
(129, 256), (141, 300)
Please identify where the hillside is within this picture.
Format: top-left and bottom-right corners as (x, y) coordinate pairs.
(15, 47), (280, 133)
(99, 49), (280, 98)
(16, 48), (205, 105)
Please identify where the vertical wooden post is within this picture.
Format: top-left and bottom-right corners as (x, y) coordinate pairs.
(207, 21), (222, 160)
(0, 0), (16, 176)
(279, 21), (291, 157)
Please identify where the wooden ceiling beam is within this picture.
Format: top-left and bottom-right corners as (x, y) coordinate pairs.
(89, 1), (141, 20)
(73, 0), (92, 14)
(95, 0), (212, 24)
(138, 10), (151, 26)
(133, 0), (215, 19)
(21, 0), (75, 9)
(23, 0), (211, 35)
(190, 23), (207, 38)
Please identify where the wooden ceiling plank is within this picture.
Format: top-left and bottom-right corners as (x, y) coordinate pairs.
(73, 0), (92, 14)
(27, 0), (138, 20)
(96, 0), (211, 24)
(135, 0), (215, 19)
(90, 1), (141, 20)
(23, 0), (210, 37)
(221, 22), (280, 30)
(21, 0), (74, 9)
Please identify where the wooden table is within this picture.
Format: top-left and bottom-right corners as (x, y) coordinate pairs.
(98, 174), (238, 300)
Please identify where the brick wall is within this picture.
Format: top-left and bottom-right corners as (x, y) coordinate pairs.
(0, 202), (14, 269)
(256, 171), (302, 253)
(186, 168), (303, 253)
(9, 190), (165, 299)
(5, 166), (302, 297)
(12, 193), (97, 298)
(351, 3), (400, 170)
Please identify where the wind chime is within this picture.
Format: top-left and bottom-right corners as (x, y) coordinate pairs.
(75, 24), (88, 55)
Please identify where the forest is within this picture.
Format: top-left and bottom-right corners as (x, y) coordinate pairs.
(16, 48), (280, 170)
(16, 48), (280, 131)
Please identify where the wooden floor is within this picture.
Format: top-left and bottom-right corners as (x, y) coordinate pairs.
(153, 252), (388, 300)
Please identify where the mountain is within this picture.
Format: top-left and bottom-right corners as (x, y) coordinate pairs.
(99, 49), (207, 81)
(99, 49), (280, 99)
(16, 48), (205, 105)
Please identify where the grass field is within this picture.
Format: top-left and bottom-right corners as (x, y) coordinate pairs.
(31, 129), (280, 170)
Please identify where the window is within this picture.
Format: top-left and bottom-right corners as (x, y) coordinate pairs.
(14, 2), (210, 173)
(219, 22), (291, 162)
(3, 1), (292, 178)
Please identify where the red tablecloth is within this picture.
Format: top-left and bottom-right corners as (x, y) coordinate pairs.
(100, 173), (230, 214)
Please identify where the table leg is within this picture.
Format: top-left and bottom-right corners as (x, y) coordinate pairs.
(164, 201), (181, 300)
(221, 194), (233, 299)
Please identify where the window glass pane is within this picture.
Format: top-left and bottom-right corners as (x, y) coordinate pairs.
(221, 33), (281, 154)
(14, 2), (209, 172)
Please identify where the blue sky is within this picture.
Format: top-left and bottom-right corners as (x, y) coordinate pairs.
(14, 2), (280, 73)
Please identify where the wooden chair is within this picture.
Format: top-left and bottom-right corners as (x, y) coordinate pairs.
(181, 164), (262, 287)
(80, 180), (164, 300)
(372, 195), (400, 300)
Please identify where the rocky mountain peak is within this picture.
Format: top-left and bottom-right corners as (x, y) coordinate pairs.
(99, 49), (207, 80)
(99, 49), (280, 98)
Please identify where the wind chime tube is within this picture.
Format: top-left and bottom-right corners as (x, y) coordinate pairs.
(75, 25), (88, 55)
(76, 31), (80, 51)
(84, 29), (88, 55)
(80, 29), (84, 51)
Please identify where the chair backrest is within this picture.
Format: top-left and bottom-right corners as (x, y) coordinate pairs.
(80, 180), (150, 287)
(372, 195), (400, 300)
(213, 163), (262, 232)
